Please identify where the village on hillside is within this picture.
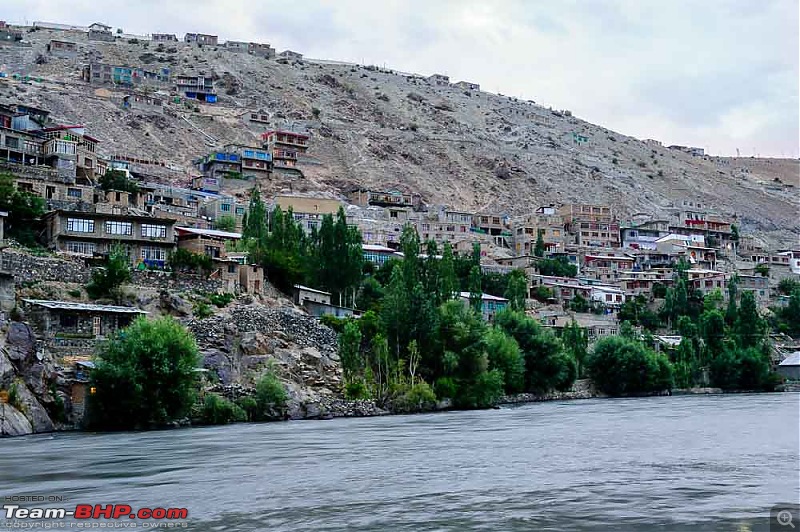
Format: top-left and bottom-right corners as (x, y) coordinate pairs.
(0, 19), (799, 433)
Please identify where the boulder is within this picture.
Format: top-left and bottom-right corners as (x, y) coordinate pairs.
(14, 382), (54, 433)
(0, 403), (33, 437)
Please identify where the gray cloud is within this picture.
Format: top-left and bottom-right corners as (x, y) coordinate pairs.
(4, 0), (797, 157)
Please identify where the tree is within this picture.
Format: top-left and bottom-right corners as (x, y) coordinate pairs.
(98, 169), (138, 193)
(494, 310), (575, 393)
(439, 242), (458, 302)
(725, 277), (739, 327)
(468, 265), (483, 314)
(356, 277), (384, 312)
(537, 257), (578, 277)
(710, 346), (774, 391)
(339, 321), (363, 382)
(700, 309), (726, 359)
(703, 289), (724, 312)
(89, 316), (199, 430)
(214, 215), (237, 232)
(754, 263), (770, 277)
(774, 288), (800, 338)
(86, 243), (131, 302)
(533, 230), (546, 257)
(382, 266), (409, 360)
(587, 336), (673, 396)
(778, 279), (800, 296)
(254, 371), (288, 420)
(736, 291), (765, 348)
(504, 269), (528, 311)
(242, 188), (267, 244)
(484, 328), (525, 393)
(561, 319), (588, 378)
(570, 293), (590, 313)
(0, 171), (46, 246)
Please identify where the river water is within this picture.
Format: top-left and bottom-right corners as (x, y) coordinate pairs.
(1, 393), (798, 531)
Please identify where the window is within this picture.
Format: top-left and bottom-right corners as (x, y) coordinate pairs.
(65, 241), (95, 255)
(105, 221), (132, 235)
(67, 188), (82, 198)
(141, 224), (167, 238)
(220, 203), (231, 212)
(235, 206), (245, 215)
(243, 149), (255, 158)
(67, 218), (94, 233)
(141, 247), (166, 262)
(227, 264), (236, 273)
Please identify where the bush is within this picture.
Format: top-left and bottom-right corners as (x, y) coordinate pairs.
(434, 377), (458, 400)
(710, 346), (774, 391)
(456, 369), (504, 409)
(88, 317), (200, 430)
(484, 329), (525, 394)
(778, 279), (799, 295)
(320, 314), (348, 333)
(198, 393), (247, 425)
(392, 382), (437, 413)
(168, 248), (213, 274)
(587, 336), (673, 396)
(208, 292), (235, 308)
(537, 257), (577, 278)
(86, 244), (131, 301)
(67, 288), (82, 298)
(344, 379), (371, 400)
(530, 285), (553, 303)
(235, 396), (259, 421)
(193, 301), (213, 319)
(254, 372), (288, 420)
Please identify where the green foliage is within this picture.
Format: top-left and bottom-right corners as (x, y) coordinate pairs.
(0, 171), (46, 246)
(320, 314), (348, 333)
(494, 310), (576, 393)
(168, 248), (213, 274)
(67, 288), (82, 298)
(434, 377), (458, 399)
(235, 396), (259, 421)
(504, 269), (528, 312)
(339, 321), (363, 382)
(569, 293), (590, 313)
(392, 381), (437, 413)
(754, 263), (770, 277)
(356, 276), (384, 312)
(651, 282), (667, 299)
(457, 369), (505, 409)
(344, 379), (371, 400)
(537, 257), (577, 277)
(736, 291), (765, 348)
(778, 278), (800, 296)
(703, 289), (724, 311)
(214, 215), (237, 232)
(198, 393), (246, 425)
(700, 309), (726, 358)
(484, 328), (525, 393)
(254, 372), (288, 420)
(773, 288), (800, 337)
(207, 292), (235, 308)
(561, 319), (589, 378)
(710, 346), (775, 391)
(531, 285), (553, 303)
(86, 243), (131, 302)
(89, 317), (200, 430)
(468, 265), (483, 313)
(587, 336), (673, 396)
(98, 169), (139, 193)
(192, 300), (213, 319)
(534, 230), (546, 257)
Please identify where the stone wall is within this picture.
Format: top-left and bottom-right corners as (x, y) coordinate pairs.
(130, 270), (224, 293)
(0, 249), (90, 285)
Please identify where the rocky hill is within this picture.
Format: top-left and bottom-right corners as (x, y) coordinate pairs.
(1, 28), (798, 245)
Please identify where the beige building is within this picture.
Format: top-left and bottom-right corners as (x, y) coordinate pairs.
(274, 195), (342, 233)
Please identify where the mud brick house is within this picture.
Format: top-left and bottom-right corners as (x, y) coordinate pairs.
(347, 188), (420, 210)
(87, 22), (114, 42)
(22, 299), (147, 359)
(151, 33), (178, 42)
(44, 210), (177, 268)
(5, 162), (95, 211)
(277, 50), (303, 62)
(184, 33), (218, 46)
(559, 203), (620, 248)
(260, 130), (309, 176)
(47, 39), (78, 58)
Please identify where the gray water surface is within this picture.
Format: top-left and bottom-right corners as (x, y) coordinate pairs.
(2, 393), (798, 531)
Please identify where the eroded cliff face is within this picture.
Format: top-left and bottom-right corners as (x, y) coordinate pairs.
(187, 303), (385, 419)
(0, 321), (60, 437)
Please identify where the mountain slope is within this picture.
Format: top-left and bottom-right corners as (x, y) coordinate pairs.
(1, 28), (797, 244)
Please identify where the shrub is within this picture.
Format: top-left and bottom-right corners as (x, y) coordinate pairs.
(434, 377), (458, 400)
(254, 372), (288, 420)
(86, 244), (131, 302)
(208, 292), (235, 308)
(169, 248), (213, 274)
(235, 396), (259, 421)
(344, 379), (371, 400)
(456, 369), (504, 409)
(67, 288), (82, 298)
(320, 314), (348, 333)
(198, 393), (246, 425)
(710, 346), (774, 391)
(193, 301), (213, 319)
(88, 316), (200, 430)
(393, 382), (437, 413)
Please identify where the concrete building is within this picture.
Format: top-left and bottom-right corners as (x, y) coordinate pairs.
(44, 210), (176, 268)
(621, 219), (671, 250)
(274, 195), (341, 233)
(224, 41), (250, 53)
(737, 274), (770, 303)
(777, 352), (800, 381)
(582, 251), (635, 283)
(82, 62), (172, 88)
(249, 42), (276, 58)
(260, 130), (309, 175)
(184, 33), (218, 46)
(277, 50), (303, 61)
(458, 292), (508, 321)
(453, 81), (480, 91)
(6, 163), (94, 211)
(347, 188), (419, 210)
(362, 244), (403, 265)
(151, 33), (178, 42)
(243, 109), (271, 125)
(87, 22), (114, 42)
(427, 74), (450, 86)
(559, 203), (619, 248)
(175, 75), (217, 103)
(195, 144), (273, 183)
(47, 39), (78, 58)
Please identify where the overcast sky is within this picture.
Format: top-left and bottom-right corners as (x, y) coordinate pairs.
(6, 0), (799, 158)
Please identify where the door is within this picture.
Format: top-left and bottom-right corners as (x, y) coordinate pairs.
(93, 316), (101, 337)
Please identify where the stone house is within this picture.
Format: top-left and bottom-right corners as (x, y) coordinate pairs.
(427, 73), (450, 86)
(224, 40), (249, 53)
(454, 81), (480, 91)
(44, 210), (177, 268)
(249, 43), (276, 58)
(184, 33), (218, 46)
(151, 33), (178, 42)
(47, 39), (78, 59)
(293, 284), (355, 318)
(175, 226), (240, 259)
(277, 50), (303, 62)
(238, 261), (264, 295)
(87, 22), (114, 42)
(7, 163), (95, 211)
(736, 274), (770, 304)
(559, 203), (619, 248)
(243, 109), (271, 125)
(260, 130), (309, 175)
(347, 188), (420, 210)
(175, 229), (264, 294)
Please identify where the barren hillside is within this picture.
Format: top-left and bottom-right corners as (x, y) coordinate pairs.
(1, 28), (798, 245)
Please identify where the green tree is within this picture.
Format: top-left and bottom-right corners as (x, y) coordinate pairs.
(339, 321), (363, 382)
(774, 288), (800, 337)
(587, 336), (673, 396)
(703, 289), (724, 312)
(725, 277), (739, 326)
(777, 279), (800, 296)
(98, 169), (139, 193)
(0, 171), (46, 246)
(254, 371), (288, 420)
(439, 242), (458, 301)
(356, 276), (384, 312)
(537, 257), (578, 277)
(86, 243), (131, 302)
(533, 229), (546, 257)
(242, 188), (267, 244)
(504, 269), (528, 312)
(484, 328), (525, 393)
(710, 346), (774, 391)
(382, 266), (409, 360)
(214, 214), (237, 232)
(561, 319), (588, 378)
(570, 293), (590, 313)
(754, 263), (769, 277)
(89, 316), (200, 430)
(736, 291), (765, 348)
(700, 309), (726, 359)
(468, 266), (483, 314)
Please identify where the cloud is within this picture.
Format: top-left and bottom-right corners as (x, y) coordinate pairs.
(4, 0), (797, 157)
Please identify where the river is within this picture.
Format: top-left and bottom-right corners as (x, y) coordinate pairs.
(1, 393), (798, 531)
